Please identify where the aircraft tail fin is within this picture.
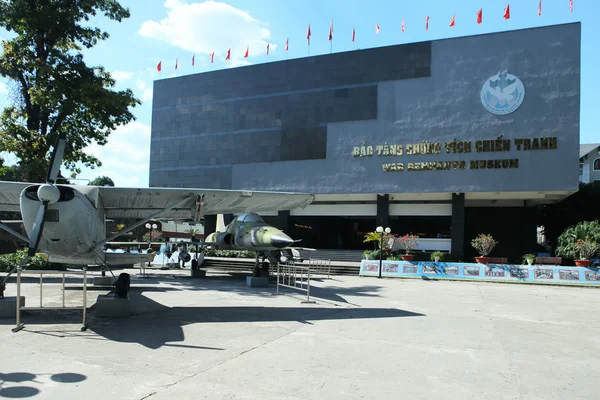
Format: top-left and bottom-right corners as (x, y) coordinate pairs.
(215, 214), (226, 232)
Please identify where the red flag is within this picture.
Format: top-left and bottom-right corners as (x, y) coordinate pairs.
(266, 43), (269, 55)
(402, 20), (405, 33)
(307, 23), (311, 45)
(225, 49), (230, 60)
(192, 55), (195, 66)
(504, 4), (510, 19)
(449, 13), (455, 27)
(244, 46), (249, 58)
(175, 58), (178, 70)
(477, 9), (482, 24)
(570, 0), (573, 12)
(352, 27), (355, 41)
(426, 16), (429, 31)
(157, 61), (161, 72)
(285, 38), (289, 51)
(538, 0), (542, 15)
(210, 52), (214, 63)
(376, 23), (380, 36)
(329, 20), (333, 41)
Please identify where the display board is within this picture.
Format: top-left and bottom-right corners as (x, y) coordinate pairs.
(360, 260), (600, 284)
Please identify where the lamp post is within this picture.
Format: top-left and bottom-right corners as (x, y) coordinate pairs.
(376, 226), (391, 279)
(145, 222), (158, 250)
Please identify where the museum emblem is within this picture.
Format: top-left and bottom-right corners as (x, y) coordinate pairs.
(480, 70), (525, 115)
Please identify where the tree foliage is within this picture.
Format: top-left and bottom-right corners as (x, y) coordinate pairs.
(0, 0), (140, 182)
(537, 182), (600, 250)
(555, 220), (600, 260)
(88, 175), (114, 186)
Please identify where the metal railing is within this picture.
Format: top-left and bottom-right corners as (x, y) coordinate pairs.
(275, 261), (315, 303)
(308, 258), (331, 279)
(12, 267), (89, 333)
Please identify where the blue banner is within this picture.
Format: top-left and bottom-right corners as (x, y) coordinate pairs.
(360, 260), (600, 285)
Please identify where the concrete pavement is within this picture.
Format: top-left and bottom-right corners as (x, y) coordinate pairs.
(0, 269), (598, 399)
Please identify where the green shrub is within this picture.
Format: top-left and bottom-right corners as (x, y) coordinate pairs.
(0, 250), (59, 272)
(430, 251), (445, 261)
(556, 220), (600, 260)
(202, 249), (256, 258)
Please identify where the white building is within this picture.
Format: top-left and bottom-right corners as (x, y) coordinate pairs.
(579, 144), (600, 184)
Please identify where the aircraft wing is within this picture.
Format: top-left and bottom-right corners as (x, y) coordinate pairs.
(95, 187), (315, 220)
(0, 182), (31, 212)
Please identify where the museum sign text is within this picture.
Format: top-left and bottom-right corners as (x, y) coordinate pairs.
(351, 136), (558, 172)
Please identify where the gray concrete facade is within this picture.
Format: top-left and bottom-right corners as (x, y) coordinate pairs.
(150, 23), (580, 196)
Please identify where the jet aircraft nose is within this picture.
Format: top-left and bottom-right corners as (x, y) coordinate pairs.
(270, 233), (294, 248)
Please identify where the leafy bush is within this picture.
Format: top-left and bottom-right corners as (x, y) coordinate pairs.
(471, 234), (498, 256)
(202, 248), (256, 258)
(574, 238), (599, 260)
(399, 234), (420, 254)
(142, 230), (164, 242)
(363, 231), (393, 250)
(430, 251), (445, 261)
(0, 250), (62, 272)
(556, 221), (600, 260)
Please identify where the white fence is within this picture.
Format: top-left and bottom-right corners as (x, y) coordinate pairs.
(12, 267), (89, 333)
(307, 258), (331, 279)
(275, 261), (315, 303)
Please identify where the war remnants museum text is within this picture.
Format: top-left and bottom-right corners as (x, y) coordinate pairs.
(352, 136), (558, 172)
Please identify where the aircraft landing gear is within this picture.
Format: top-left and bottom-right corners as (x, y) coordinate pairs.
(252, 253), (270, 278)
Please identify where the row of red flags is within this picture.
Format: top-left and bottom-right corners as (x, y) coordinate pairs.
(156, 0), (574, 72)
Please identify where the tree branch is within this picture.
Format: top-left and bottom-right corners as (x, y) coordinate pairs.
(14, 71), (34, 129)
(50, 110), (68, 136)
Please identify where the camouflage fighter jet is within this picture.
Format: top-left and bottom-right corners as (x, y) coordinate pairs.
(202, 212), (309, 277)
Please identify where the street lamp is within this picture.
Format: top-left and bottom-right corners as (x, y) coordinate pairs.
(376, 226), (391, 279)
(145, 222), (158, 249)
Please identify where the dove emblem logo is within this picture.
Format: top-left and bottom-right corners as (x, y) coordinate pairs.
(480, 70), (525, 115)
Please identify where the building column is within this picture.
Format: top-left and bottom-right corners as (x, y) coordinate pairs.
(277, 210), (291, 232)
(203, 215), (216, 238)
(451, 193), (465, 257)
(376, 194), (390, 229)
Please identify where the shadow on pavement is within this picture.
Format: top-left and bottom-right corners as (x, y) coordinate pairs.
(0, 372), (86, 399)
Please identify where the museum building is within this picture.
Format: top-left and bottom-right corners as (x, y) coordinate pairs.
(149, 22), (581, 262)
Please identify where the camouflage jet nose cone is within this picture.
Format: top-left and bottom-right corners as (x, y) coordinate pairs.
(270, 233), (294, 249)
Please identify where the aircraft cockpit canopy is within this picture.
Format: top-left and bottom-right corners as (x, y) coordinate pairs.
(236, 213), (264, 223)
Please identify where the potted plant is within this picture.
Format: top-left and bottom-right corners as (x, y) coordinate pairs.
(471, 233), (497, 263)
(186, 228), (201, 243)
(430, 251), (444, 263)
(522, 253), (536, 266)
(399, 234), (419, 261)
(573, 238), (599, 267)
(556, 221), (600, 267)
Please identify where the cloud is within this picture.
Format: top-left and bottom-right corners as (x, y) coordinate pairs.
(112, 70), (133, 81)
(0, 81), (8, 95)
(82, 121), (151, 187)
(136, 80), (153, 102)
(139, 0), (275, 65)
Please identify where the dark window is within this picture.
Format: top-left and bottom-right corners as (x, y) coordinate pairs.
(594, 158), (600, 170)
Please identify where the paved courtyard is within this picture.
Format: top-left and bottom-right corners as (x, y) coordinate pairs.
(0, 269), (598, 399)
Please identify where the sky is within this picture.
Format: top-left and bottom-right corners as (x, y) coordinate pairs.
(0, 0), (598, 187)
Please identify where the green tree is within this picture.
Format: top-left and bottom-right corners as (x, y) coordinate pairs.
(0, 0), (140, 183)
(89, 175), (114, 186)
(0, 157), (22, 181)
